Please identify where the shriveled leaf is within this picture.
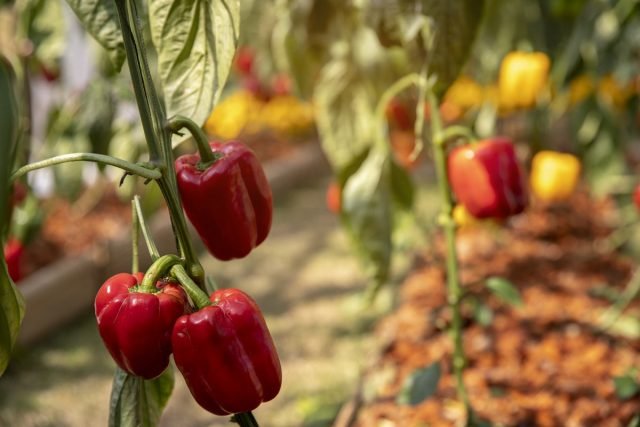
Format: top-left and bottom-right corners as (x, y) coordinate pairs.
(64, 0), (124, 70)
(19, 0), (66, 71)
(109, 367), (174, 427)
(149, 0), (240, 127)
(0, 57), (25, 377)
(486, 276), (523, 307)
(397, 362), (441, 406)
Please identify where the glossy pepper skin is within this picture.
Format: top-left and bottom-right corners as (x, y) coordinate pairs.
(172, 288), (282, 416)
(175, 141), (273, 261)
(95, 273), (189, 379)
(4, 238), (24, 282)
(448, 138), (528, 219)
(530, 150), (581, 202)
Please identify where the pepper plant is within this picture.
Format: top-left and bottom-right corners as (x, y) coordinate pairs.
(1, 0), (283, 425)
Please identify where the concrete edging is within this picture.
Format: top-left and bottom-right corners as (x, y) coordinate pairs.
(16, 142), (330, 346)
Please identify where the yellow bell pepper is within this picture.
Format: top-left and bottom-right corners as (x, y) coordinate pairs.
(597, 74), (633, 109)
(568, 75), (595, 105)
(530, 151), (581, 202)
(498, 51), (551, 110)
(453, 204), (479, 228)
(204, 91), (264, 139)
(443, 76), (485, 111)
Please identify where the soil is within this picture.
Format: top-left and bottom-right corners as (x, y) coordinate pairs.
(351, 191), (640, 427)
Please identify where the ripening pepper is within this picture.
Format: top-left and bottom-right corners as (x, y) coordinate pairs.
(172, 288), (282, 415)
(498, 51), (550, 110)
(634, 184), (640, 213)
(4, 238), (24, 282)
(530, 151), (581, 202)
(448, 138), (528, 219)
(95, 272), (189, 379)
(175, 141), (273, 261)
(326, 181), (341, 214)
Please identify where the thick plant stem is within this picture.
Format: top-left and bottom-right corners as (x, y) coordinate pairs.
(427, 90), (471, 414)
(233, 411), (259, 427)
(114, 0), (204, 286)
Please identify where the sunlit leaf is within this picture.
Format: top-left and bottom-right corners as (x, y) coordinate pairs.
(64, 0), (125, 70)
(149, 0), (240, 128)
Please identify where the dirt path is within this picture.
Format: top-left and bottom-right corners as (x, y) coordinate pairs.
(0, 178), (388, 427)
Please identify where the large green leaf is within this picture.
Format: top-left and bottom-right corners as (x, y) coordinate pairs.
(396, 362), (441, 406)
(149, 0), (240, 127)
(64, 0), (125, 70)
(109, 367), (175, 427)
(314, 57), (377, 173)
(342, 149), (393, 297)
(368, 0), (485, 93)
(0, 57), (25, 377)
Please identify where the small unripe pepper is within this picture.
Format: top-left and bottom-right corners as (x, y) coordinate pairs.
(498, 51), (550, 110)
(172, 288), (282, 416)
(95, 264), (189, 379)
(448, 138), (528, 219)
(530, 150), (581, 202)
(175, 141), (273, 261)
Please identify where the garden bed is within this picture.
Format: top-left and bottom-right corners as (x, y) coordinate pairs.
(346, 191), (640, 426)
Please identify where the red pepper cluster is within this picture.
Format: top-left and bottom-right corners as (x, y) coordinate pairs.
(96, 273), (281, 415)
(447, 137), (528, 220)
(96, 141), (281, 416)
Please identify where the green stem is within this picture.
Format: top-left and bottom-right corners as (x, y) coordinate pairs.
(427, 88), (470, 413)
(140, 254), (183, 293)
(232, 412), (260, 427)
(115, 0), (204, 286)
(599, 266), (640, 330)
(133, 195), (160, 261)
(170, 264), (211, 310)
(131, 200), (139, 274)
(439, 125), (477, 145)
(166, 115), (215, 163)
(10, 153), (161, 182)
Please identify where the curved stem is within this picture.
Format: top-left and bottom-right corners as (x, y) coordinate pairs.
(170, 264), (211, 310)
(10, 153), (161, 182)
(439, 125), (476, 146)
(427, 88), (470, 412)
(133, 195), (160, 261)
(375, 73), (421, 152)
(131, 200), (139, 274)
(166, 115), (215, 163)
(140, 254), (183, 292)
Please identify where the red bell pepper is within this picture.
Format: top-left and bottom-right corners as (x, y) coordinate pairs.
(175, 141), (273, 261)
(4, 238), (24, 282)
(172, 288), (282, 415)
(634, 184), (640, 212)
(447, 137), (528, 219)
(95, 271), (189, 379)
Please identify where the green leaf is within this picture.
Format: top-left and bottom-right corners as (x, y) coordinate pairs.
(64, 0), (125, 70)
(486, 276), (523, 307)
(342, 149), (393, 297)
(314, 57), (377, 173)
(20, 0), (66, 72)
(473, 301), (494, 327)
(0, 57), (25, 377)
(396, 362), (441, 406)
(390, 160), (414, 210)
(614, 373), (640, 400)
(109, 367), (174, 427)
(149, 0), (240, 128)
